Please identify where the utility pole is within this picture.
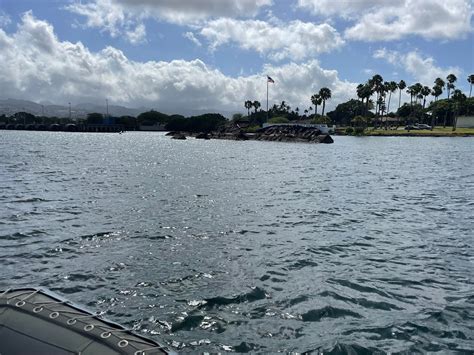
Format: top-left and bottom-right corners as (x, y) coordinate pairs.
(106, 99), (109, 117)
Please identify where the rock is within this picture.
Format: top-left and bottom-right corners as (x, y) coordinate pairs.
(317, 134), (334, 144)
(171, 134), (186, 140)
(195, 133), (210, 139)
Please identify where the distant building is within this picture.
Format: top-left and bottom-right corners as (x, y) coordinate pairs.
(457, 116), (474, 128)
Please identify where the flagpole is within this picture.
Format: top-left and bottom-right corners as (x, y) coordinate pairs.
(266, 78), (269, 122)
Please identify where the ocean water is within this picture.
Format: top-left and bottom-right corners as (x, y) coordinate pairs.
(0, 131), (473, 353)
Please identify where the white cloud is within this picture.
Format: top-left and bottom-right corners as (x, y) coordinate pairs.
(0, 12), (355, 115)
(297, 0), (391, 18)
(125, 23), (146, 44)
(373, 48), (462, 86)
(183, 32), (202, 47)
(298, 0), (473, 41)
(113, 0), (273, 23)
(0, 10), (11, 27)
(199, 18), (344, 61)
(66, 0), (273, 42)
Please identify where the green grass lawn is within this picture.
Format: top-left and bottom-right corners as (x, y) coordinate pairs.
(366, 126), (474, 136)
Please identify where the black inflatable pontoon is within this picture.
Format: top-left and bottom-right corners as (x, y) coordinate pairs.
(0, 288), (173, 355)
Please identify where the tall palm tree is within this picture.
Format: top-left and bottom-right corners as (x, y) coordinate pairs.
(432, 80), (443, 102)
(421, 86), (431, 109)
(252, 100), (261, 114)
(431, 85), (442, 100)
(311, 94), (322, 116)
(360, 83), (374, 118)
(434, 77), (445, 89)
(318, 87), (332, 117)
(398, 80), (406, 110)
(369, 74), (384, 117)
(244, 100), (252, 116)
(451, 89), (467, 131)
(446, 74), (457, 99)
(431, 86), (443, 127)
(413, 83), (423, 104)
(444, 74), (457, 126)
(468, 74), (474, 98)
(356, 84), (365, 102)
(386, 81), (398, 114)
(407, 85), (415, 107)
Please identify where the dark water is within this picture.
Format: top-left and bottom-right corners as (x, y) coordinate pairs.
(1, 131), (473, 353)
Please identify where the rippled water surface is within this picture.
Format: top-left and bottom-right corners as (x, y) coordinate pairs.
(1, 131), (473, 353)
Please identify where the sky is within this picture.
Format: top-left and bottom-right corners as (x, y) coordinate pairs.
(0, 0), (473, 115)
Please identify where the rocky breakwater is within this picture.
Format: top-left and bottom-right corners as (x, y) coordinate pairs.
(166, 125), (334, 144)
(254, 125), (334, 144)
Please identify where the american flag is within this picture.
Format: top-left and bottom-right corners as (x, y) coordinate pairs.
(267, 76), (275, 83)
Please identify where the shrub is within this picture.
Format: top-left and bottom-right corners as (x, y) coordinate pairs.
(268, 116), (289, 124)
(311, 116), (331, 124)
(345, 127), (354, 135)
(245, 125), (261, 133)
(354, 127), (365, 135)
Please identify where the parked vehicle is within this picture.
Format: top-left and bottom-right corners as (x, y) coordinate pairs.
(415, 124), (432, 130)
(404, 125), (419, 130)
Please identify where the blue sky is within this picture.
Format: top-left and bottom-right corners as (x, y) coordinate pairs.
(0, 0), (472, 114)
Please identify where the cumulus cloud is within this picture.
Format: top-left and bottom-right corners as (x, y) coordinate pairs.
(0, 12), (355, 115)
(112, 0), (273, 23)
(66, 0), (272, 42)
(297, 0), (391, 18)
(199, 18), (344, 61)
(298, 0), (473, 41)
(373, 48), (462, 86)
(125, 23), (146, 44)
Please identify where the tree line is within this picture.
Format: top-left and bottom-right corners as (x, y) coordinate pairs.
(242, 73), (474, 130)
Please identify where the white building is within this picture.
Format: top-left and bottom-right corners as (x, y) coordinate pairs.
(457, 116), (474, 128)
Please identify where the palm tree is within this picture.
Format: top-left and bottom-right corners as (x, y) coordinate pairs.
(398, 80), (406, 110)
(356, 84), (365, 102)
(244, 100), (252, 116)
(431, 86), (443, 127)
(412, 83), (423, 104)
(311, 94), (322, 116)
(421, 86), (431, 109)
(359, 83), (373, 119)
(407, 85), (415, 108)
(468, 74), (474, 98)
(279, 101), (288, 113)
(318, 87), (332, 117)
(252, 100), (261, 114)
(369, 74), (384, 117)
(434, 77), (445, 89)
(386, 81), (398, 114)
(446, 74), (457, 99)
(432, 84), (443, 102)
(451, 89), (467, 131)
(444, 74), (457, 127)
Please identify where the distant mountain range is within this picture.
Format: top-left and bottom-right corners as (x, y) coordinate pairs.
(0, 98), (144, 119)
(0, 98), (236, 119)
